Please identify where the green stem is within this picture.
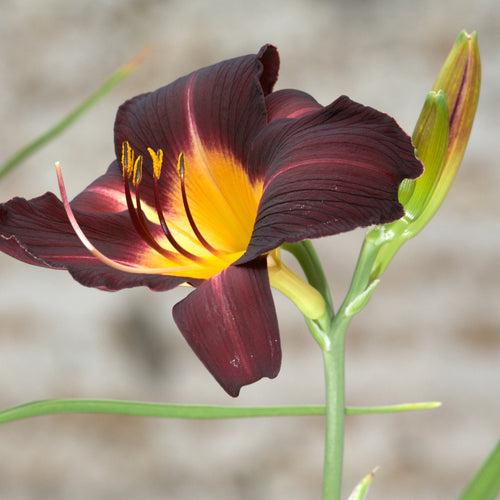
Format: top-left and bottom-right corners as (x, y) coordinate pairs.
(0, 399), (441, 426)
(303, 237), (384, 500)
(322, 320), (348, 500)
(341, 236), (381, 313)
(0, 50), (148, 180)
(346, 401), (441, 415)
(0, 400), (323, 424)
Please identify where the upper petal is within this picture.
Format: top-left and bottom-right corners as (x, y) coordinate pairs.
(242, 95), (423, 261)
(0, 191), (184, 292)
(172, 258), (281, 397)
(112, 46), (279, 263)
(114, 44), (279, 185)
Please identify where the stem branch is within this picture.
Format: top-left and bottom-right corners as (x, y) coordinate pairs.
(0, 399), (440, 426)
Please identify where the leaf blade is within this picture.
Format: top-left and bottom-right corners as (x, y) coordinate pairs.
(459, 442), (500, 500)
(0, 49), (148, 180)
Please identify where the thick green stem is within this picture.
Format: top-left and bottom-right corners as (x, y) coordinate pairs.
(322, 320), (348, 499)
(302, 237), (383, 500)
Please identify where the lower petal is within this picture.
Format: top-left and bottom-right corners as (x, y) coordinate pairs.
(0, 193), (183, 292)
(172, 258), (281, 397)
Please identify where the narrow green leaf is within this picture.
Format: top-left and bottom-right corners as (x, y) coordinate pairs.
(0, 400), (323, 424)
(347, 468), (378, 500)
(0, 49), (149, 180)
(460, 442), (500, 500)
(0, 399), (442, 425)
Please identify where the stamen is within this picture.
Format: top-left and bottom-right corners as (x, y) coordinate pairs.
(121, 141), (135, 178)
(54, 162), (180, 275)
(178, 152), (219, 256)
(123, 171), (181, 261)
(132, 155), (143, 186)
(148, 147), (164, 180)
(146, 148), (200, 261)
(120, 144), (180, 262)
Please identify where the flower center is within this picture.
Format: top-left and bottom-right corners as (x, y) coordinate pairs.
(54, 143), (262, 281)
(120, 141), (263, 279)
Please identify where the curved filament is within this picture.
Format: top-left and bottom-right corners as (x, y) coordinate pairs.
(178, 153), (219, 256)
(55, 162), (180, 275)
(123, 174), (180, 262)
(152, 176), (200, 261)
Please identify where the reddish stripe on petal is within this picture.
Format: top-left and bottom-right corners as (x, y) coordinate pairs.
(241, 96), (423, 262)
(71, 161), (127, 213)
(172, 258), (281, 397)
(266, 89), (322, 122)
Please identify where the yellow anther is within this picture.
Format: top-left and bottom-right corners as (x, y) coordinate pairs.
(148, 147), (164, 180)
(132, 155), (143, 186)
(177, 152), (185, 178)
(121, 141), (136, 178)
(120, 142), (127, 176)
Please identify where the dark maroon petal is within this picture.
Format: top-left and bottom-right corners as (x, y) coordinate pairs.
(172, 258), (281, 397)
(258, 44), (279, 95)
(114, 44), (279, 199)
(266, 89), (322, 122)
(0, 192), (183, 292)
(241, 95), (423, 262)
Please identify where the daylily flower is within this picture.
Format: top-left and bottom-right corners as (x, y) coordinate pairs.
(0, 45), (422, 396)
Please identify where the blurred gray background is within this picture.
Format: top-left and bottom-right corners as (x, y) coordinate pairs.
(0, 1), (499, 499)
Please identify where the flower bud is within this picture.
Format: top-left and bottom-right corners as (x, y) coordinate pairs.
(410, 29), (480, 231)
(423, 30), (481, 218)
(370, 30), (481, 279)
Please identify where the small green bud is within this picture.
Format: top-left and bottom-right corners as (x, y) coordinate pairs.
(347, 468), (378, 500)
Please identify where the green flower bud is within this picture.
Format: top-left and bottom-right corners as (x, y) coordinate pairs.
(370, 30), (481, 279)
